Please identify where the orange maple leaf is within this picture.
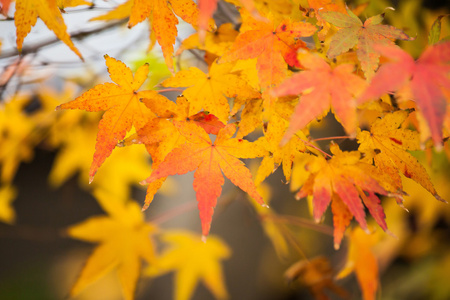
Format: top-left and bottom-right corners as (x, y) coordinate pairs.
(57, 55), (168, 182)
(359, 42), (450, 149)
(91, 0), (199, 72)
(220, 11), (317, 89)
(320, 7), (413, 79)
(297, 144), (390, 249)
(122, 96), (225, 210)
(337, 227), (379, 300)
(142, 122), (267, 237)
(272, 53), (367, 143)
(14, 0), (82, 59)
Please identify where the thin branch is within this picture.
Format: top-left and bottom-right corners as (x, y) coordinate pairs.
(0, 19), (128, 60)
(277, 221), (310, 261)
(310, 136), (352, 142)
(295, 133), (333, 159)
(265, 214), (334, 236)
(217, 1), (239, 26)
(175, 37), (208, 68)
(149, 200), (198, 225)
(157, 88), (184, 93)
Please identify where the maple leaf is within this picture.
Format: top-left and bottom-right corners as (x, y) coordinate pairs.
(337, 227), (379, 300)
(255, 113), (306, 185)
(219, 10), (317, 89)
(134, 96), (226, 163)
(91, 0), (199, 72)
(320, 7), (413, 79)
(0, 184), (16, 224)
(285, 256), (349, 300)
(67, 189), (157, 300)
(142, 122), (267, 237)
(145, 230), (230, 300)
(400, 151), (450, 231)
(122, 96), (225, 209)
(302, 0), (347, 40)
(56, 55), (168, 182)
(296, 144), (390, 249)
(272, 53), (368, 143)
(14, 0), (82, 59)
(162, 60), (259, 123)
(0, 94), (38, 183)
(358, 43), (450, 148)
(176, 23), (239, 57)
(357, 110), (444, 202)
(50, 125), (153, 200)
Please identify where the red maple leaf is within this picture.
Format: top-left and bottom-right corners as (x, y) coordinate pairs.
(359, 42), (450, 149)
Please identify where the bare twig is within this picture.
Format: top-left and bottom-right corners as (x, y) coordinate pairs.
(0, 19), (128, 60)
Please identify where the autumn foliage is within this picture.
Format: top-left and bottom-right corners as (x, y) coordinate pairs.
(1, 0), (450, 300)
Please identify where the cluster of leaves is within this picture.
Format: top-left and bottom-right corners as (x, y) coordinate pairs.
(1, 0), (450, 299)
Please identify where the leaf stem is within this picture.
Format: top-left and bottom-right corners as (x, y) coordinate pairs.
(295, 134), (332, 158)
(157, 88), (184, 93)
(310, 136), (351, 142)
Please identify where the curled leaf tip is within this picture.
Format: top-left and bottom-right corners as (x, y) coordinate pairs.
(201, 235), (207, 243)
(261, 203), (269, 208)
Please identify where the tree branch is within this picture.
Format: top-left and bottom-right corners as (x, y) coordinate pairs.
(0, 19), (128, 60)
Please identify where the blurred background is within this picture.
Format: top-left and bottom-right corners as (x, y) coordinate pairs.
(1, 0), (450, 299)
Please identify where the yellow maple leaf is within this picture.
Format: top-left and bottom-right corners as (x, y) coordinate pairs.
(255, 113), (306, 185)
(67, 189), (157, 300)
(14, 0), (82, 59)
(0, 94), (37, 183)
(357, 110), (444, 202)
(0, 184), (17, 224)
(49, 124), (153, 200)
(162, 60), (259, 123)
(145, 230), (230, 300)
